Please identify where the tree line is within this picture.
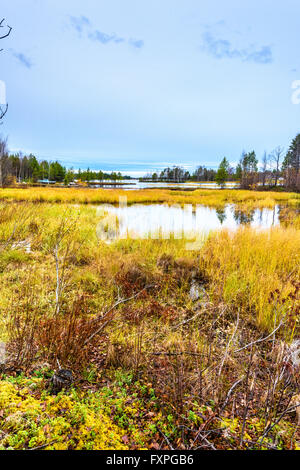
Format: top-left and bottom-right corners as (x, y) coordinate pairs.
(146, 166), (217, 183)
(0, 140), (127, 186)
(0, 134), (300, 190)
(0, 135), (300, 190)
(215, 137), (299, 190)
(142, 134), (300, 191)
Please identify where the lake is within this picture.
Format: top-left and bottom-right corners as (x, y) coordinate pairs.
(90, 180), (238, 190)
(96, 203), (280, 242)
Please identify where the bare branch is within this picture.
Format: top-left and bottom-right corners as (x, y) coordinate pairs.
(220, 377), (245, 413)
(0, 19), (12, 40)
(0, 104), (8, 121)
(28, 440), (59, 451)
(258, 401), (300, 444)
(234, 318), (285, 353)
(0, 19), (11, 122)
(84, 285), (154, 345)
(157, 426), (174, 450)
(218, 312), (239, 377)
(148, 351), (205, 357)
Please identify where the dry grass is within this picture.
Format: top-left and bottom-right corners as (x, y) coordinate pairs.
(0, 200), (300, 449)
(200, 227), (300, 331)
(0, 186), (299, 208)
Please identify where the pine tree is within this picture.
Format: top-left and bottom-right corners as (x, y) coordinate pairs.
(282, 134), (300, 190)
(216, 158), (229, 188)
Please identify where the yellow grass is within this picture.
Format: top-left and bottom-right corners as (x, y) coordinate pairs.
(0, 202), (299, 336)
(200, 227), (300, 331)
(0, 201), (299, 449)
(0, 186), (299, 208)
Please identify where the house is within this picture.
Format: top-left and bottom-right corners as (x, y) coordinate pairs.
(38, 179), (56, 184)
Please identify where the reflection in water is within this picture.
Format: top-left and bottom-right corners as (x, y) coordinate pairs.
(277, 205), (297, 227)
(99, 204), (281, 241)
(115, 180), (239, 191)
(233, 208), (255, 225)
(91, 180), (239, 190)
(216, 208), (227, 225)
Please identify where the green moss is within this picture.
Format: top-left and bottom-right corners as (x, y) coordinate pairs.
(0, 249), (31, 267)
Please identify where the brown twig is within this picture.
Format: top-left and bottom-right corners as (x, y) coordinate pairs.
(157, 426), (174, 450)
(28, 440), (59, 451)
(234, 317), (285, 353)
(84, 285), (154, 345)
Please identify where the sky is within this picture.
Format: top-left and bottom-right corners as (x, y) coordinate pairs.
(1, 0), (300, 176)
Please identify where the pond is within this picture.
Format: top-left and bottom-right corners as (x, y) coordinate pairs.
(96, 203), (280, 242)
(90, 180), (239, 190)
(125, 181), (239, 190)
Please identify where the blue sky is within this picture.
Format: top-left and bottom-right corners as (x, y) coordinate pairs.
(1, 0), (300, 176)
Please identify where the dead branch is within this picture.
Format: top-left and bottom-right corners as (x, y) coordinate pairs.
(218, 312), (239, 377)
(156, 426), (174, 450)
(0, 104), (8, 120)
(220, 377), (245, 414)
(148, 351), (206, 357)
(28, 440), (59, 451)
(0, 19), (12, 41)
(257, 400), (300, 446)
(234, 318), (285, 353)
(84, 285), (154, 345)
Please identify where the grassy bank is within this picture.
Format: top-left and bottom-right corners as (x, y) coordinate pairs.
(0, 202), (299, 450)
(0, 186), (299, 208)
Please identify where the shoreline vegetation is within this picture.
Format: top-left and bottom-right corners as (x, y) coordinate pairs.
(0, 187), (299, 209)
(1, 133), (300, 192)
(0, 193), (299, 450)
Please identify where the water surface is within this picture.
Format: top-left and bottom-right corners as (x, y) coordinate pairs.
(90, 180), (238, 190)
(98, 203), (280, 240)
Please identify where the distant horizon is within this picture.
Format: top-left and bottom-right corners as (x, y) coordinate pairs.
(7, 152), (221, 177)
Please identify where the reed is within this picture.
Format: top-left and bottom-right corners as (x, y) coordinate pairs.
(0, 186), (299, 208)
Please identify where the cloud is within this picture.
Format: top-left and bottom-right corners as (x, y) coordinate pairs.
(11, 51), (33, 68)
(88, 30), (125, 45)
(244, 46), (273, 64)
(129, 38), (144, 49)
(69, 15), (91, 35)
(69, 16), (144, 49)
(201, 32), (273, 64)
